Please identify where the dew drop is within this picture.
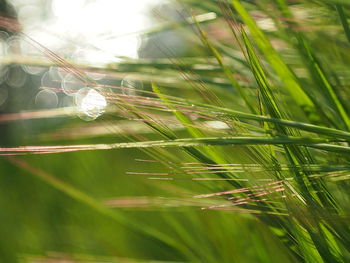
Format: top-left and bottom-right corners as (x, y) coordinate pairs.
(75, 87), (107, 120)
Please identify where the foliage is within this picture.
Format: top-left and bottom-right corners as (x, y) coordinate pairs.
(1, 0), (350, 262)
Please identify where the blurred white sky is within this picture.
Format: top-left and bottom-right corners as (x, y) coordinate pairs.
(4, 0), (165, 119)
(12, 0), (164, 64)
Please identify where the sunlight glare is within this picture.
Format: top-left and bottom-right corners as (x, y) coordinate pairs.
(75, 88), (107, 120)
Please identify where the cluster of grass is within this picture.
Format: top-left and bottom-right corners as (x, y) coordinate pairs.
(2, 0), (350, 262)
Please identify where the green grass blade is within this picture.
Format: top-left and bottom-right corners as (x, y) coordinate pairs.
(336, 4), (350, 43)
(193, 15), (257, 113)
(231, 0), (318, 121)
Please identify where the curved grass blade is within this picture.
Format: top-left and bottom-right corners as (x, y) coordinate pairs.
(231, 0), (318, 121)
